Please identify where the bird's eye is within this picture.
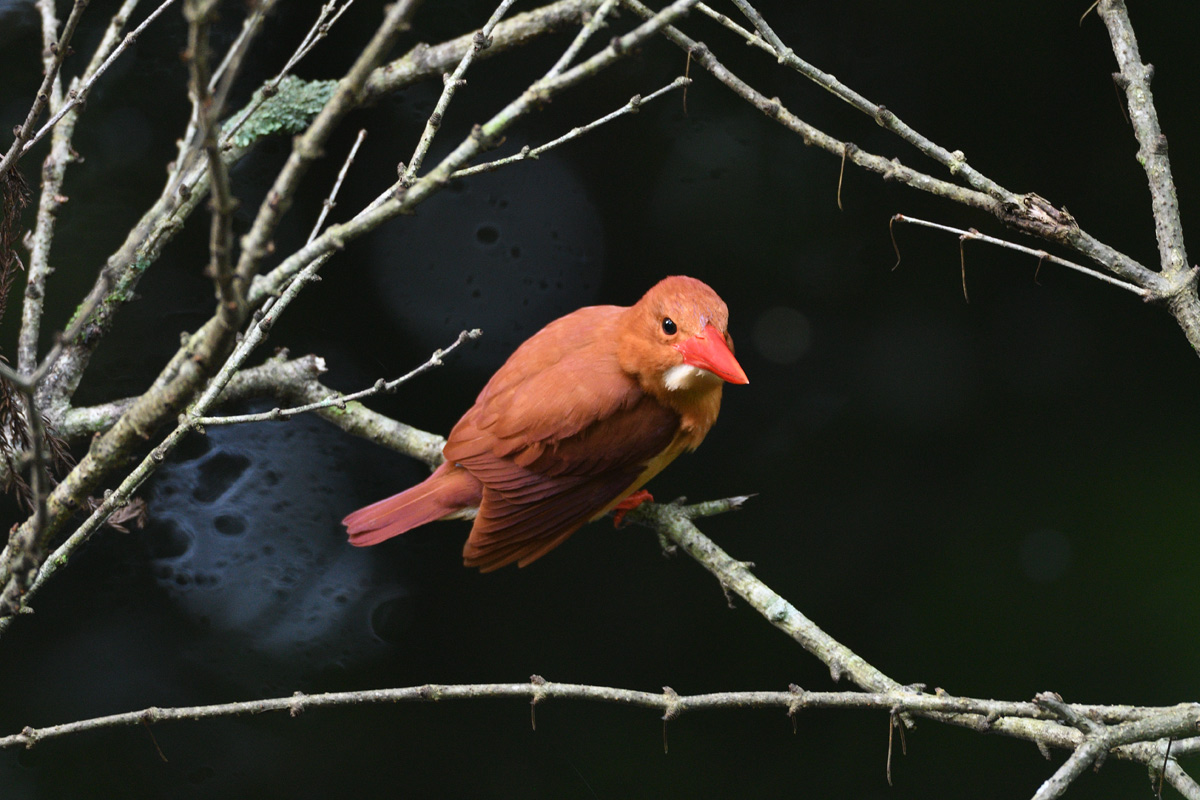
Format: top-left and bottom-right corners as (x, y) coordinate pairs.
(662, 317), (677, 335)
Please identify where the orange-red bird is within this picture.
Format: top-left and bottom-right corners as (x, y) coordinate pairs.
(342, 275), (748, 572)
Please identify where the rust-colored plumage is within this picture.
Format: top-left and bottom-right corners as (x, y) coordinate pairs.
(343, 275), (748, 571)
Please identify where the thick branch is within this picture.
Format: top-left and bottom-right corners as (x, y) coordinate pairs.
(1098, 0), (1189, 283)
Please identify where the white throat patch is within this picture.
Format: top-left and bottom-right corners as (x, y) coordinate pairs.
(663, 363), (717, 392)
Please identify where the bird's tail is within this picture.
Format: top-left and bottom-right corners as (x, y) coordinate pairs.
(343, 461), (481, 547)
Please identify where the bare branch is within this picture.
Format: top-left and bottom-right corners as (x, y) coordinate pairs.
(0, 679), (1189, 753)
(696, 1), (1011, 204)
(233, 355), (448, 466)
(32, 0), (66, 108)
(727, 0), (792, 63)
(308, 128), (368, 242)
(248, 0), (703, 304)
(231, 1), (419, 294)
(1164, 759), (1200, 800)
(283, 0), (359, 75)
(363, 0), (601, 100)
(1032, 740), (1109, 800)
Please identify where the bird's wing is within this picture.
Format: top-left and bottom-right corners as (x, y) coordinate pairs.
(451, 394), (679, 571)
(442, 306), (680, 571)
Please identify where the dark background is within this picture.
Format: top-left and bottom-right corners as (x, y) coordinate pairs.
(2, 0), (1199, 797)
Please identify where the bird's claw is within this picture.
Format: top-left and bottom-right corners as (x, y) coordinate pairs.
(612, 489), (654, 528)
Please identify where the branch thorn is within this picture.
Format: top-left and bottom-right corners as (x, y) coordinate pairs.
(530, 674), (547, 731)
(889, 214), (903, 270)
(1079, 0), (1100, 25)
(837, 144), (848, 211)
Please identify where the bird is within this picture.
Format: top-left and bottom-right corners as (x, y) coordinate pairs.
(342, 275), (748, 572)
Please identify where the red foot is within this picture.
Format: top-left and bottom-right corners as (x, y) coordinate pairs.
(612, 489), (654, 528)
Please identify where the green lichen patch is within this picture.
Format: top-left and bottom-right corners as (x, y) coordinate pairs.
(225, 76), (338, 149)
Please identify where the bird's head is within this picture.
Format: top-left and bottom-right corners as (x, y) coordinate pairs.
(619, 276), (749, 397)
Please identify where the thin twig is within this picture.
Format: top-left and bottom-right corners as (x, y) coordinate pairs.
(891, 215), (1149, 297)
(169, 0), (281, 228)
(696, 1), (1005, 202)
(625, 498), (900, 692)
(451, 0), (633, 179)
(1163, 758), (1200, 800)
(193, 329), (480, 427)
(33, 0), (66, 110)
(285, 1), (360, 74)
(836, 144), (847, 210)
(452, 77), (690, 178)
(231, 0), (419, 294)
(19, 0), (70, 376)
(36, 0), (598, 420)
(1031, 739), (1109, 800)
(57, 353), (448, 461)
(728, 0), (792, 63)
(183, 0), (284, 337)
(308, 129), (368, 242)
(11, 0), (181, 394)
(400, 0), (521, 186)
(207, 0), (271, 90)
(545, 0), (619, 78)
